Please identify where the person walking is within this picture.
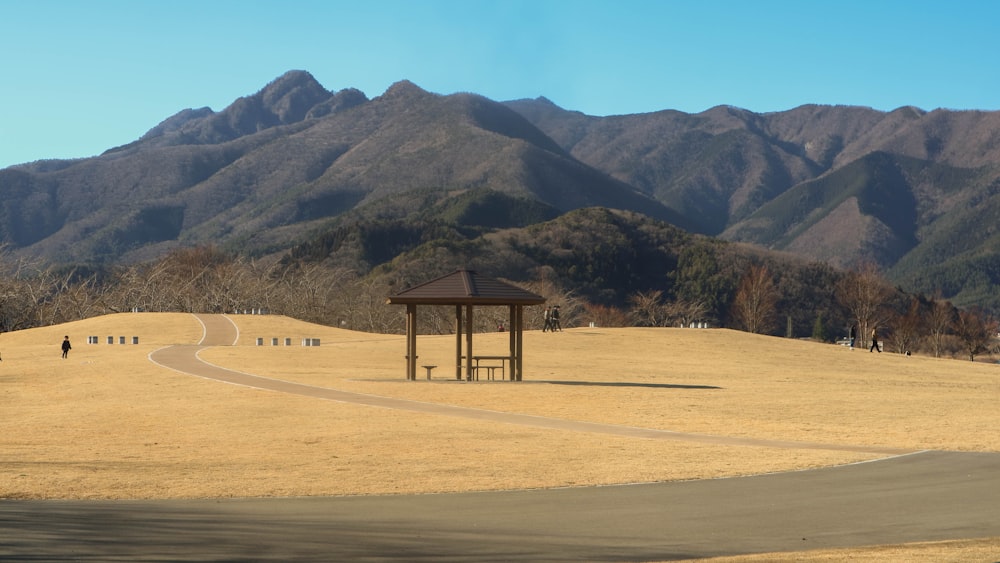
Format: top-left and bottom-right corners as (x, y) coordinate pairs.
(61, 335), (72, 359)
(551, 305), (562, 332)
(869, 327), (880, 353)
(849, 324), (857, 349)
(542, 306), (552, 332)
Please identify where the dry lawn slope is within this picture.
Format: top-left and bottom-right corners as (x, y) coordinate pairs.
(684, 536), (1000, 562)
(2, 312), (996, 499)
(2, 313), (998, 560)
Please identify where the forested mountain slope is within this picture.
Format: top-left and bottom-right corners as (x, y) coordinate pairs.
(4, 70), (1000, 310)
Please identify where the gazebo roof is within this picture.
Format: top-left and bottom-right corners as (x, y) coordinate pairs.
(387, 269), (546, 306)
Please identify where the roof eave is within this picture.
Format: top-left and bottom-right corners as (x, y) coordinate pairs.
(387, 297), (546, 306)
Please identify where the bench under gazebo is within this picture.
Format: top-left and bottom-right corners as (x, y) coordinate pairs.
(387, 269), (546, 381)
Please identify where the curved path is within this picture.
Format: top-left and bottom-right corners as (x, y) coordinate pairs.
(154, 315), (907, 455)
(3, 314), (997, 562)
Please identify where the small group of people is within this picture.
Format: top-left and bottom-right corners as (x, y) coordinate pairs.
(849, 325), (881, 353)
(542, 305), (561, 332)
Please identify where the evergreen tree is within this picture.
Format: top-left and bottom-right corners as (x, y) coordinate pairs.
(812, 312), (827, 342)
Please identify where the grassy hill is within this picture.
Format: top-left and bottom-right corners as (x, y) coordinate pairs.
(2, 311), (997, 501)
(3, 312), (998, 560)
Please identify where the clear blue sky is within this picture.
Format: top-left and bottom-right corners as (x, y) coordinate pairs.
(2, 0), (998, 169)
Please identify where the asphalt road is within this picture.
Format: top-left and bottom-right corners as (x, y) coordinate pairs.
(1, 451), (998, 561)
(3, 314), (997, 562)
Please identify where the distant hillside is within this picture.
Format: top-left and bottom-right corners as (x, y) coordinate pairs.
(2, 71), (675, 265)
(4, 70), (1000, 311)
(299, 207), (854, 336)
(506, 99), (1000, 310)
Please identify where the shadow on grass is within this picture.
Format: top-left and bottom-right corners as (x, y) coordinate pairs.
(538, 380), (721, 390)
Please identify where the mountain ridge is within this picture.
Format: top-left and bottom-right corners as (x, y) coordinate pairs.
(4, 71), (1000, 310)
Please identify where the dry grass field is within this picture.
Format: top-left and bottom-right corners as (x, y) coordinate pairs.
(1, 312), (998, 561)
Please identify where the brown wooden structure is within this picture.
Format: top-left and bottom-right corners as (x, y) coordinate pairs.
(386, 270), (546, 381)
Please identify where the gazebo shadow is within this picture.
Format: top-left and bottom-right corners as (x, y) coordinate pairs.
(537, 380), (721, 390)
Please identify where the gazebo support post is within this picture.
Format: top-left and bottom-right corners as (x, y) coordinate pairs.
(406, 303), (417, 380)
(454, 305), (463, 380)
(515, 305), (524, 381)
(465, 304), (474, 381)
(508, 305), (517, 381)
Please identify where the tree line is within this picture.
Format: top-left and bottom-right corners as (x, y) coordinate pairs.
(0, 247), (391, 335)
(2, 244), (997, 362)
(726, 261), (999, 362)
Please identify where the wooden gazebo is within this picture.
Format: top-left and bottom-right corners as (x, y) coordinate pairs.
(387, 270), (546, 381)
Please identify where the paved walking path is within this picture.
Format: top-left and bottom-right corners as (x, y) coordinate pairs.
(3, 314), (997, 561)
(153, 315), (908, 455)
(2, 450), (997, 561)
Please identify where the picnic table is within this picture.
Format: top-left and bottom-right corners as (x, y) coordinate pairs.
(467, 355), (512, 381)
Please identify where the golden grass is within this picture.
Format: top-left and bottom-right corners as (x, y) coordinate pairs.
(207, 314), (1000, 452)
(676, 537), (1000, 562)
(2, 312), (998, 560)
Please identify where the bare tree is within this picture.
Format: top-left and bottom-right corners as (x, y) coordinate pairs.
(103, 260), (169, 312)
(924, 296), (954, 358)
(0, 251), (91, 329)
(886, 297), (922, 354)
(628, 289), (668, 327)
(584, 303), (630, 328)
(271, 263), (355, 323)
(519, 278), (583, 330)
(952, 307), (997, 362)
(344, 276), (402, 333)
(836, 262), (892, 349)
(731, 264), (778, 334)
(201, 259), (253, 313)
(23, 268), (59, 327)
(668, 298), (710, 328)
(44, 272), (102, 324)
(0, 276), (35, 332)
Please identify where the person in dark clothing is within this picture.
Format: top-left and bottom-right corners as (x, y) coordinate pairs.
(551, 306), (562, 332)
(869, 327), (880, 353)
(849, 324), (857, 349)
(61, 336), (72, 359)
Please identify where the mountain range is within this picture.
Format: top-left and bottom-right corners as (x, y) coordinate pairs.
(3, 70), (999, 310)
